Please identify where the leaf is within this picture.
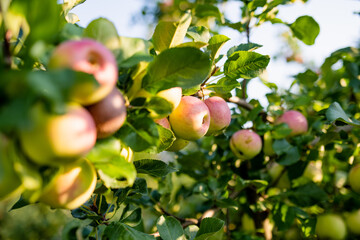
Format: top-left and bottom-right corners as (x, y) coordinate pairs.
(152, 11), (192, 52)
(195, 4), (224, 23)
(187, 26), (211, 43)
(286, 182), (328, 207)
(146, 96), (174, 118)
(194, 217), (224, 240)
(227, 43), (263, 57)
(142, 47), (211, 93)
(273, 139), (301, 166)
(83, 18), (120, 51)
(9, 196), (30, 211)
(272, 202), (297, 231)
(103, 222), (155, 240)
(326, 102), (360, 126)
(134, 159), (177, 178)
(207, 77), (240, 95)
(121, 205), (142, 227)
(156, 124), (176, 153)
(290, 16), (320, 45)
(207, 35), (230, 60)
(224, 51), (270, 80)
(248, 0), (266, 11)
(62, 0), (86, 14)
(157, 216), (186, 240)
(117, 36), (152, 67)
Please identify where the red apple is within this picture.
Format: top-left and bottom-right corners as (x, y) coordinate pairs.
(169, 96), (210, 141)
(49, 39), (118, 105)
(19, 103), (97, 165)
(155, 117), (171, 129)
(39, 159), (97, 209)
(204, 96), (231, 136)
(230, 129), (262, 160)
(275, 110), (308, 136)
(87, 88), (127, 139)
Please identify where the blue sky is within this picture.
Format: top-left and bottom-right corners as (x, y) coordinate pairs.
(72, 0), (360, 106)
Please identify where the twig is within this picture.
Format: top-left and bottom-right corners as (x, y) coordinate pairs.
(228, 96), (254, 111)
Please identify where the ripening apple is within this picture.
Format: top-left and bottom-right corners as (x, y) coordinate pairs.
(154, 117), (171, 129)
(345, 209), (360, 235)
(204, 96), (231, 136)
(48, 39), (118, 105)
(230, 129), (262, 160)
(315, 214), (347, 240)
(169, 96), (210, 141)
(348, 164), (360, 194)
(87, 88), (127, 139)
(19, 103), (97, 166)
(39, 159), (97, 209)
(263, 131), (275, 156)
(136, 87), (182, 119)
(275, 110), (308, 136)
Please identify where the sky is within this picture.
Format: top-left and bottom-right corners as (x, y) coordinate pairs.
(72, 0), (360, 106)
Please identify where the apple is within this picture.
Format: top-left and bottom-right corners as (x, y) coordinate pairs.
(136, 87), (182, 119)
(268, 162), (290, 189)
(39, 159), (97, 209)
(169, 96), (210, 141)
(315, 214), (347, 240)
(204, 96), (231, 136)
(87, 88), (127, 139)
(263, 131), (275, 156)
(345, 209), (360, 235)
(275, 110), (308, 136)
(241, 213), (256, 233)
(348, 164), (360, 194)
(19, 103), (97, 166)
(155, 117), (171, 129)
(230, 129), (262, 160)
(48, 39), (118, 105)
(303, 160), (323, 183)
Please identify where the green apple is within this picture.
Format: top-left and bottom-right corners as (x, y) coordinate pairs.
(263, 131), (275, 156)
(49, 39), (118, 105)
(204, 96), (231, 136)
(303, 160), (323, 183)
(39, 159), (97, 209)
(19, 103), (97, 166)
(87, 88), (127, 139)
(268, 162), (290, 189)
(241, 213), (256, 233)
(315, 214), (347, 240)
(275, 110), (308, 136)
(169, 96), (210, 141)
(230, 129), (262, 160)
(348, 164), (360, 194)
(345, 209), (360, 235)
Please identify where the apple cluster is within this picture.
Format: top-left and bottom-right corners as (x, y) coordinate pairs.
(17, 39), (127, 209)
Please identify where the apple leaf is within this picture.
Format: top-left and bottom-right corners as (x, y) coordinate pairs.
(224, 51), (270, 80)
(117, 36), (152, 67)
(152, 11), (192, 53)
(326, 102), (360, 126)
(206, 77), (241, 95)
(194, 4), (224, 23)
(156, 124), (176, 153)
(120, 205), (142, 227)
(134, 159), (177, 178)
(273, 139), (300, 166)
(227, 43), (263, 57)
(194, 217), (224, 240)
(142, 47), (212, 93)
(272, 202), (297, 231)
(207, 35), (230, 60)
(187, 26), (211, 43)
(286, 182), (328, 207)
(103, 222), (155, 240)
(157, 216), (186, 240)
(290, 16), (320, 45)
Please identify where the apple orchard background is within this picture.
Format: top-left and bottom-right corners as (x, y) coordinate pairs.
(0, 0), (360, 239)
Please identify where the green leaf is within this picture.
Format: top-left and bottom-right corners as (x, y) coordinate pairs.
(272, 202), (296, 231)
(290, 16), (320, 45)
(142, 47), (211, 93)
(295, 69), (318, 88)
(187, 26), (211, 43)
(103, 222), (155, 240)
(152, 11), (192, 52)
(224, 51), (270, 80)
(194, 218), (224, 240)
(286, 182), (328, 207)
(248, 0), (266, 11)
(116, 113), (159, 152)
(273, 139), (301, 166)
(134, 159), (177, 178)
(156, 124), (176, 153)
(227, 43), (263, 57)
(207, 77), (240, 95)
(146, 96), (174, 118)
(326, 102), (360, 126)
(83, 18), (120, 51)
(117, 36), (152, 67)
(207, 35), (230, 60)
(195, 4), (224, 23)
(157, 216), (186, 240)
(9, 196), (30, 211)
(62, 0), (86, 14)
(121, 205), (142, 227)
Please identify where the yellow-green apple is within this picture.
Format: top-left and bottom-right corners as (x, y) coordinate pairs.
(268, 162), (290, 189)
(345, 209), (360, 235)
(348, 164), (360, 194)
(204, 96), (231, 136)
(39, 159), (97, 209)
(315, 214), (347, 240)
(241, 213), (256, 233)
(230, 129), (262, 160)
(275, 110), (308, 136)
(87, 88), (127, 139)
(48, 39), (118, 105)
(136, 87), (182, 119)
(169, 96), (210, 141)
(303, 160), (323, 183)
(263, 131), (275, 156)
(19, 103), (97, 165)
